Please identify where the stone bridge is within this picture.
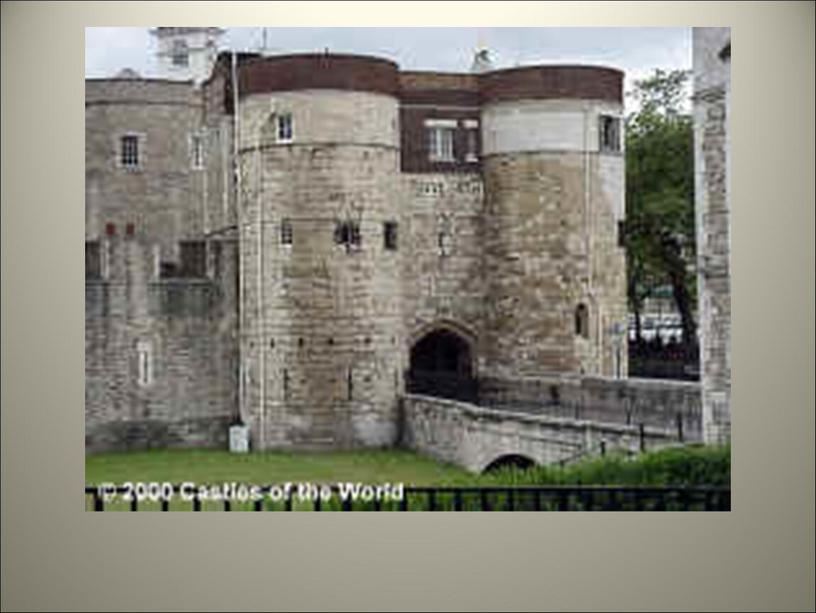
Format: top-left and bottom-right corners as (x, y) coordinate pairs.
(401, 394), (681, 474)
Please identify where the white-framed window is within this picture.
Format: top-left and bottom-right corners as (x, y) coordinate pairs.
(425, 118), (456, 162)
(171, 39), (189, 67)
(599, 115), (622, 153)
(136, 340), (153, 387)
(463, 119), (479, 162)
(428, 127), (455, 162)
(190, 132), (205, 169)
(465, 130), (479, 162)
(120, 134), (141, 169)
(277, 113), (293, 143)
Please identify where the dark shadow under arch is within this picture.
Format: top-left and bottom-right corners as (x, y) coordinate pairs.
(482, 454), (537, 474)
(407, 328), (477, 402)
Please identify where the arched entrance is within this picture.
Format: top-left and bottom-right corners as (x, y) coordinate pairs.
(408, 329), (477, 402)
(482, 454), (537, 474)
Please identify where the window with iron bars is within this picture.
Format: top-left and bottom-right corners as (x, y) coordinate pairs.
(120, 135), (140, 168)
(334, 220), (361, 252)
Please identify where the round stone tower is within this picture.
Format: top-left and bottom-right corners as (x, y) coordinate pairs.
(479, 65), (628, 379)
(235, 54), (404, 449)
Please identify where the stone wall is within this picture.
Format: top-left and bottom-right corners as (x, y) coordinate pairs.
(86, 78), (239, 453)
(693, 28), (731, 444)
(478, 374), (702, 440)
(238, 89), (404, 450)
(85, 236), (238, 453)
(480, 98), (627, 379)
(85, 55), (633, 455)
(85, 79), (207, 258)
(402, 173), (485, 351)
(402, 393), (676, 473)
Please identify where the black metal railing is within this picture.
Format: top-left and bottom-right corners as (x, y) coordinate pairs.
(85, 484), (730, 512)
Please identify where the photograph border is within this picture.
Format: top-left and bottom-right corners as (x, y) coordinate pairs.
(2, 2), (814, 611)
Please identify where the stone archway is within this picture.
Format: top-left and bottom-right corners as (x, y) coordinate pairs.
(482, 454), (537, 474)
(408, 328), (477, 402)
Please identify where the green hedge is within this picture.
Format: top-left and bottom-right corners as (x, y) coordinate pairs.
(482, 444), (731, 487)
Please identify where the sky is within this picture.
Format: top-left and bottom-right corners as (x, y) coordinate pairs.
(85, 27), (692, 111)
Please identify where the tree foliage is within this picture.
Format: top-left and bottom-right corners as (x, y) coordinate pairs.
(624, 69), (697, 349)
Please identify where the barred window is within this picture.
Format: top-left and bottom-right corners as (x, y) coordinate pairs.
(120, 135), (140, 168)
(334, 220), (361, 252)
(281, 218), (293, 246)
(277, 113), (293, 143)
(383, 221), (398, 251)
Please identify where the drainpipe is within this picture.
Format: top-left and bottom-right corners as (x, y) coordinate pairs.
(231, 51), (245, 425)
(583, 104), (600, 373)
(257, 138), (266, 450)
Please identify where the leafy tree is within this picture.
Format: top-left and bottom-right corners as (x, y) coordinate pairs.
(623, 69), (697, 351)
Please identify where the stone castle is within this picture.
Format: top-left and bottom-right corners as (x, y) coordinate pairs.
(85, 28), (629, 452)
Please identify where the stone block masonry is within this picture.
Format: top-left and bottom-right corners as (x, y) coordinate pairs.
(693, 28), (731, 444)
(402, 394), (677, 473)
(86, 53), (633, 453)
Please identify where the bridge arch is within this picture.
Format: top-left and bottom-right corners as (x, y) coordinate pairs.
(407, 320), (477, 402)
(482, 454), (538, 474)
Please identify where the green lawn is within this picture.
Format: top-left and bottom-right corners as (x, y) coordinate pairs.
(85, 445), (729, 511)
(86, 448), (474, 487)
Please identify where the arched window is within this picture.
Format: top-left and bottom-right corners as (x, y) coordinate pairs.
(575, 303), (589, 338)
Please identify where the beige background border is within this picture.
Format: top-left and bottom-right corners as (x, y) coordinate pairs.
(2, 2), (814, 611)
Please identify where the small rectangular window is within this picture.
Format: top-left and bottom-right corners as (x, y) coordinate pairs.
(335, 220), (361, 252)
(465, 129), (479, 162)
(428, 127), (455, 162)
(599, 115), (621, 153)
(383, 221), (398, 251)
(575, 304), (589, 338)
(137, 341), (153, 387)
(178, 241), (207, 278)
(277, 113), (293, 143)
(172, 40), (188, 67)
(120, 135), (139, 168)
(191, 133), (204, 169)
(85, 241), (101, 279)
(281, 218), (293, 246)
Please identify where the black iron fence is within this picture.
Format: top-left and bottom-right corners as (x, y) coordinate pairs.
(85, 484), (730, 512)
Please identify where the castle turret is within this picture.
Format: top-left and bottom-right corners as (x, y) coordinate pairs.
(480, 65), (628, 378)
(235, 54), (404, 449)
(151, 27), (224, 84)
